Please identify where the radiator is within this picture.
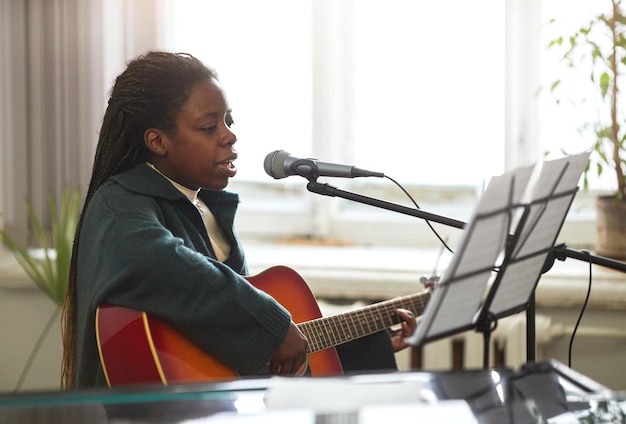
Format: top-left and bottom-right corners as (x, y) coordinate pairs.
(318, 299), (626, 373)
(318, 300), (531, 371)
(398, 313), (542, 371)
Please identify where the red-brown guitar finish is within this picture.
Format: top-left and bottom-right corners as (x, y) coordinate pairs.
(96, 265), (430, 387)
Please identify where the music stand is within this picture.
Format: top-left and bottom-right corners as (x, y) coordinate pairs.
(408, 152), (590, 368)
(479, 152), (590, 362)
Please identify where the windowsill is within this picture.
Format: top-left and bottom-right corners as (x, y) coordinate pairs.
(2, 241), (624, 311)
(0, 249), (32, 290)
(242, 239), (626, 310)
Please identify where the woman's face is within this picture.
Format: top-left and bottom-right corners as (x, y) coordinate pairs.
(149, 77), (238, 190)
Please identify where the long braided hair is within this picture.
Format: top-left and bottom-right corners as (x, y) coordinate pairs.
(61, 51), (217, 388)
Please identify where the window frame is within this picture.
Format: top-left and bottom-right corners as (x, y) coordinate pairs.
(0, 0), (599, 251)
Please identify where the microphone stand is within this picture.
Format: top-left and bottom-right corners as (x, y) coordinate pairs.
(306, 180), (626, 364)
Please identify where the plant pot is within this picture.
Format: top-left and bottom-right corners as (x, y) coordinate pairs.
(595, 195), (626, 260)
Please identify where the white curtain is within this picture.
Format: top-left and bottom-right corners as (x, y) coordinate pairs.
(1, 0), (101, 243)
(0, 0), (160, 244)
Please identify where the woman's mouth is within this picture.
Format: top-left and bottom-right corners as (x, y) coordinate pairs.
(219, 159), (237, 177)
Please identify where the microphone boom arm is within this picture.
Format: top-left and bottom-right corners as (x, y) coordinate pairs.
(306, 181), (467, 230)
(547, 243), (626, 273)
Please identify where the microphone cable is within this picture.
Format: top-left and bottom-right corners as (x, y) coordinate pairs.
(383, 174), (455, 255)
(567, 250), (593, 369)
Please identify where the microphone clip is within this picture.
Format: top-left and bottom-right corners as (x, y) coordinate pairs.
(289, 158), (321, 182)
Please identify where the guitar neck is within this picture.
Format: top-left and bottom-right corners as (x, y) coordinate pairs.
(298, 291), (430, 354)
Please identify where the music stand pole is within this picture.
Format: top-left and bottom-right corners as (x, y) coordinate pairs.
(527, 295), (536, 363)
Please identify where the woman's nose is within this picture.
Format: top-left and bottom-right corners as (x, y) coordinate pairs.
(221, 126), (237, 146)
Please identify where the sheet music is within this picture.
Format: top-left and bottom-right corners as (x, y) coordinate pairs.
(408, 152), (590, 347)
(489, 151), (590, 317)
(408, 164), (535, 346)
(531, 152), (590, 198)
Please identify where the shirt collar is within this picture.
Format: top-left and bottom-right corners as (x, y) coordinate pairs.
(145, 162), (200, 205)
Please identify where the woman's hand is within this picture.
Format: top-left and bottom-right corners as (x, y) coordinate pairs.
(269, 321), (309, 375)
(390, 308), (417, 352)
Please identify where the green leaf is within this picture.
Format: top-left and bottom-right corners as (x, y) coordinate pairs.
(0, 188), (82, 305)
(599, 72), (610, 97)
(568, 35), (577, 48)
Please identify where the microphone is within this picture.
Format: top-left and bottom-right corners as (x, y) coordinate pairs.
(264, 150), (385, 180)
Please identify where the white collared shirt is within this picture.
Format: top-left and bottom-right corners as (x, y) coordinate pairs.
(146, 162), (230, 261)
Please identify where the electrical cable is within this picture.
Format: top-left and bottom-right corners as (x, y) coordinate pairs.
(567, 250), (592, 368)
(384, 175), (455, 255)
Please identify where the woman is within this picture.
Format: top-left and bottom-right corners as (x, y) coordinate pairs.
(61, 51), (415, 389)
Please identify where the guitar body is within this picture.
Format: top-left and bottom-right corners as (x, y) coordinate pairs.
(96, 305), (238, 386)
(247, 266), (344, 378)
(96, 266), (343, 387)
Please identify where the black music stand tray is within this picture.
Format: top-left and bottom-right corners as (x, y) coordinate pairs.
(407, 152), (590, 368)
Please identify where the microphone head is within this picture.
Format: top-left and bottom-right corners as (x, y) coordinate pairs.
(264, 150), (291, 179)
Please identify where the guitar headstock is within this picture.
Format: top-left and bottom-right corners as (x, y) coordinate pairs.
(419, 274), (440, 292)
(420, 240), (447, 292)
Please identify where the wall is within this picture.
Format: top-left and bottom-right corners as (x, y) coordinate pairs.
(0, 253), (62, 392)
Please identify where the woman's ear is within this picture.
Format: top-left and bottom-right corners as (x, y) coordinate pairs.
(144, 129), (167, 157)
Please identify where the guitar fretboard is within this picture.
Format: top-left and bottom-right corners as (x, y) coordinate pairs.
(298, 291), (430, 354)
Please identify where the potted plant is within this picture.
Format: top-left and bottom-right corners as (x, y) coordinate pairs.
(548, 0), (626, 259)
(0, 188), (81, 391)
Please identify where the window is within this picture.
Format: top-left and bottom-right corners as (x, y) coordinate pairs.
(162, 0), (314, 182)
(163, 0), (505, 186)
(161, 0), (508, 247)
(0, 0), (602, 250)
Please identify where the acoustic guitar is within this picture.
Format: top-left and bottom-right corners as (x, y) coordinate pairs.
(96, 265), (430, 387)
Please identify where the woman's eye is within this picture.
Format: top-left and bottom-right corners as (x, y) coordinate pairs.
(226, 113), (235, 128)
(202, 126), (217, 133)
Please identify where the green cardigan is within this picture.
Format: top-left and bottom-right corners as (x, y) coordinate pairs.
(74, 163), (291, 387)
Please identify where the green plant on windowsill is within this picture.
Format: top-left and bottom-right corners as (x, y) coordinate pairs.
(0, 188), (81, 392)
(548, 0), (626, 199)
(547, 0), (626, 259)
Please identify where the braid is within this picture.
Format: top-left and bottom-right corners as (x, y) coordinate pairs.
(61, 51), (216, 389)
